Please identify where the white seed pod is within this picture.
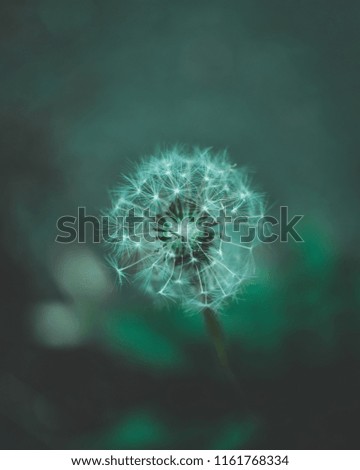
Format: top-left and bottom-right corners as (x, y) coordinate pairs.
(105, 147), (265, 313)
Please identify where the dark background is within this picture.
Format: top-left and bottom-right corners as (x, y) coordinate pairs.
(1, 0), (359, 449)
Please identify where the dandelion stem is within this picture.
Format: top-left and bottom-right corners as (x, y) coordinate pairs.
(202, 309), (255, 415)
(202, 307), (232, 376)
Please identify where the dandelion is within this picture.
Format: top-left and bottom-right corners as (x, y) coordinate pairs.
(106, 146), (265, 315)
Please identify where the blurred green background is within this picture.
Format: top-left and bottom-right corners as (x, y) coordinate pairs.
(1, 0), (359, 450)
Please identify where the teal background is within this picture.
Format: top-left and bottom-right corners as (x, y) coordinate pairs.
(1, 0), (359, 449)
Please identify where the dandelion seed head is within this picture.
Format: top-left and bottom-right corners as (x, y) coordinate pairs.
(106, 146), (265, 312)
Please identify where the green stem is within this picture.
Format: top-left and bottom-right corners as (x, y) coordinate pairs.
(202, 307), (231, 372)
